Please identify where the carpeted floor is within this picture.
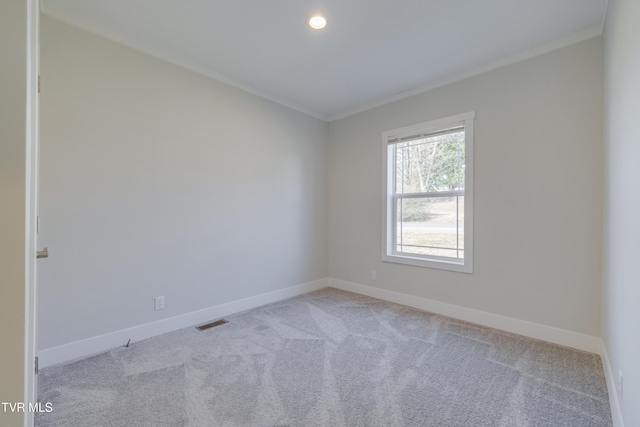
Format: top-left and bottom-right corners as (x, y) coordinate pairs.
(36, 288), (612, 426)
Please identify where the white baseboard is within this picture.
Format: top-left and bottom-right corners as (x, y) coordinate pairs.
(600, 341), (625, 427)
(37, 278), (328, 369)
(329, 278), (602, 354)
(40, 277), (620, 424)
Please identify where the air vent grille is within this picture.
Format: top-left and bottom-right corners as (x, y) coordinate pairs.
(196, 319), (228, 331)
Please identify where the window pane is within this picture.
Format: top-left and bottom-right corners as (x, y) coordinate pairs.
(396, 196), (463, 259)
(394, 131), (465, 194)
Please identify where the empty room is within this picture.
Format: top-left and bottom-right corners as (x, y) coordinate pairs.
(1, 0), (639, 426)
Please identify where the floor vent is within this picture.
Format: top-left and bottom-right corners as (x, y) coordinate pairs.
(196, 319), (228, 331)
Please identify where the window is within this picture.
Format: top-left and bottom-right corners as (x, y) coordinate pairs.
(382, 112), (474, 273)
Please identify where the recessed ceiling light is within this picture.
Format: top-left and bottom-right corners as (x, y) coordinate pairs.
(308, 15), (327, 30)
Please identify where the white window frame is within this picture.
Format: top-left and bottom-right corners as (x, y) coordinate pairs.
(382, 111), (474, 273)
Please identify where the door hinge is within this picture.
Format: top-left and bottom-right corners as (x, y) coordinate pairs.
(35, 356), (39, 374)
(38, 75), (41, 93)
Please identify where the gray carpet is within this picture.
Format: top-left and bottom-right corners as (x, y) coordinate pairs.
(36, 288), (612, 426)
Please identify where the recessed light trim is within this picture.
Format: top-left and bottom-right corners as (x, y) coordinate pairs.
(308, 15), (327, 30)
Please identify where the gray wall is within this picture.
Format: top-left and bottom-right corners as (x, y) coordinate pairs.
(329, 38), (603, 336)
(603, 0), (640, 424)
(0, 0), (27, 426)
(38, 16), (328, 350)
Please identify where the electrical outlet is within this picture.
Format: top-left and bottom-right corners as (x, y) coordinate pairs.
(618, 370), (623, 402)
(371, 271), (377, 281)
(154, 296), (165, 311)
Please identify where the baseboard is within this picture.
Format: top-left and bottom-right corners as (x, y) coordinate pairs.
(40, 277), (619, 423)
(37, 278), (328, 369)
(600, 340), (625, 427)
(329, 278), (601, 354)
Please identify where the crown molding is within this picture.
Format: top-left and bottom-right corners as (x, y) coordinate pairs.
(327, 25), (603, 122)
(40, 5), (327, 121)
(41, 2), (605, 124)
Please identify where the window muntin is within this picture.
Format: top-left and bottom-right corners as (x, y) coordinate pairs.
(383, 112), (474, 273)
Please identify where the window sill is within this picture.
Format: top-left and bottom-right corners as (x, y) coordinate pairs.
(382, 253), (473, 274)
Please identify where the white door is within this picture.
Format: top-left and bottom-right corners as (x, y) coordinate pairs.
(25, 1), (41, 426)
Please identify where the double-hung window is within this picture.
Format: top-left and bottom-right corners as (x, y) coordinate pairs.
(382, 111), (474, 273)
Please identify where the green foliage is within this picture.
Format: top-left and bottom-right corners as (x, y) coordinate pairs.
(429, 136), (465, 191)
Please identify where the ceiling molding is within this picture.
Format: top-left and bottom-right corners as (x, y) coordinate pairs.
(40, 5), (327, 121)
(41, 2), (605, 123)
(326, 25), (603, 122)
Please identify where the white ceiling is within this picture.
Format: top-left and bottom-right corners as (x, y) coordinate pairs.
(40, 0), (607, 121)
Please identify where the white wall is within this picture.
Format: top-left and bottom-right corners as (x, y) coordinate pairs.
(0, 1), (27, 426)
(329, 38), (603, 336)
(603, 0), (640, 425)
(38, 16), (328, 351)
